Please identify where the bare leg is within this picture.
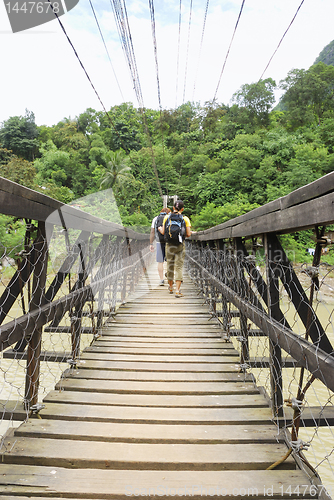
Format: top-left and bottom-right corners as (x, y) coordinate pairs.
(157, 262), (164, 280)
(175, 280), (181, 293)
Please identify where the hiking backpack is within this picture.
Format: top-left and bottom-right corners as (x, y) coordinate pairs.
(164, 213), (186, 244)
(155, 212), (168, 243)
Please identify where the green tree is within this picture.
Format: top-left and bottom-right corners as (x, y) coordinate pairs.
(77, 108), (100, 135)
(0, 110), (39, 160)
(314, 39), (334, 66)
(200, 100), (227, 135)
(100, 103), (143, 152)
(192, 197), (259, 231)
(232, 78), (276, 128)
(100, 150), (132, 190)
(283, 143), (329, 190)
(280, 63), (334, 127)
(1, 157), (36, 189)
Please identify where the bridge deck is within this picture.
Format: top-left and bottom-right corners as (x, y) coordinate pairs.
(0, 266), (312, 499)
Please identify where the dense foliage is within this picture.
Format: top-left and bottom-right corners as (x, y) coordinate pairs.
(1, 60), (334, 262)
(314, 39), (334, 67)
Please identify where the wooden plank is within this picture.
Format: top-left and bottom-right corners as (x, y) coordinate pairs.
(15, 419), (281, 443)
(282, 406), (334, 427)
(281, 171), (334, 209)
(2, 436), (295, 470)
(0, 497), (97, 500)
(44, 326), (93, 333)
(125, 298), (205, 304)
(43, 390), (266, 407)
(114, 315), (214, 324)
(98, 336), (226, 343)
(55, 377), (253, 394)
(223, 191), (334, 238)
(229, 329), (264, 336)
(79, 353), (240, 362)
(37, 403), (273, 424)
(84, 346), (237, 355)
(64, 368), (242, 381)
(74, 360), (241, 371)
(93, 341), (233, 348)
(0, 400), (27, 420)
(101, 327), (223, 335)
(3, 350), (70, 362)
(248, 357), (300, 368)
(117, 307), (211, 314)
(0, 464), (311, 499)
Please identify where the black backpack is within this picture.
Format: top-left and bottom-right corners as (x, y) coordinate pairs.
(164, 213), (186, 244)
(155, 212), (168, 243)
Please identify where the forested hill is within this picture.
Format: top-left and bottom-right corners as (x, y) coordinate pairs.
(1, 60), (334, 262)
(314, 40), (334, 66)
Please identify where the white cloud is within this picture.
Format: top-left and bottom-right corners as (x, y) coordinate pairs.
(0, 0), (333, 126)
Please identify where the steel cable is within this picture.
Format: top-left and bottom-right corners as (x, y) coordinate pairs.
(259, 0), (305, 80)
(183, 0), (193, 104)
(175, 0), (182, 108)
(192, 0), (210, 102)
(110, 0), (163, 195)
(46, 0), (129, 153)
(88, 0), (124, 101)
(148, 0), (168, 195)
(213, 0), (245, 101)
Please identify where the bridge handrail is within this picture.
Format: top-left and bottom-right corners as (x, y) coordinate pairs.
(191, 171), (334, 240)
(0, 177), (152, 415)
(0, 176), (149, 239)
(185, 172), (334, 488)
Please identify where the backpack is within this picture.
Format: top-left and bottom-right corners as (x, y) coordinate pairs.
(164, 213), (186, 244)
(155, 212), (168, 243)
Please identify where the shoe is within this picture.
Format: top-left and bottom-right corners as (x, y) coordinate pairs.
(168, 286), (173, 294)
(175, 291), (184, 298)
(159, 279), (164, 286)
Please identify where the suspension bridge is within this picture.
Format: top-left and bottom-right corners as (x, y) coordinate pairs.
(0, 174), (334, 498)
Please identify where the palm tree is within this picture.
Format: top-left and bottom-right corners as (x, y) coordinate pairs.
(100, 150), (132, 190)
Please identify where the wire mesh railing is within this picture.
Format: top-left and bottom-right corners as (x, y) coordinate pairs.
(185, 172), (334, 496)
(0, 178), (152, 448)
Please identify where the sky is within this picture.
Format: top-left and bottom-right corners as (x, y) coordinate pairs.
(0, 0), (334, 127)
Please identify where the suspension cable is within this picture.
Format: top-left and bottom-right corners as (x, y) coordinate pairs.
(110, 0), (143, 107)
(175, 0), (182, 108)
(213, 0), (245, 101)
(88, 0), (124, 101)
(148, 0), (168, 196)
(46, 0), (129, 153)
(110, 0), (163, 196)
(259, 0), (305, 80)
(183, 0), (193, 104)
(192, 0), (210, 102)
(149, 0), (162, 110)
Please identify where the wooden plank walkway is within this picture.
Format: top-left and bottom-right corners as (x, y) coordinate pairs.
(0, 266), (313, 499)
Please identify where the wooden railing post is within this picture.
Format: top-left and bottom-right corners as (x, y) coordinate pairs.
(97, 235), (110, 330)
(235, 238), (249, 367)
(24, 221), (48, 411)
(71, 241), (87, 361)
(216, 239), (229, 331)
(265, 233), (283, 418)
